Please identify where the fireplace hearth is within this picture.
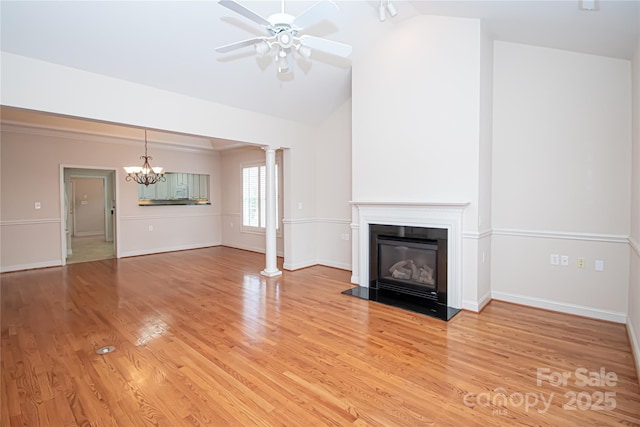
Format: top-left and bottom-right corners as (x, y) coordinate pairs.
(343, 223), (461, 321)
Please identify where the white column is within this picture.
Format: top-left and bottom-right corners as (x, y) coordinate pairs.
(261, 146), (282, 277)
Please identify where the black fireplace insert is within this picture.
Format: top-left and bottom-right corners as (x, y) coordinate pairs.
(343, 224), (460, 321)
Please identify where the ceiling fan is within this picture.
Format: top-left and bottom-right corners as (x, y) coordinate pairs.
(215, 0), (352, 74)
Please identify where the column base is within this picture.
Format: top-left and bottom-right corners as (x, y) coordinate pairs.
(260, 269), (282, 277)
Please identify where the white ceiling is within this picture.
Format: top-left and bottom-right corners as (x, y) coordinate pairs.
(1, 0), (639, 128)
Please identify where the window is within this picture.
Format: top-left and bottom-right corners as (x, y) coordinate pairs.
(242, 164), (278, 230)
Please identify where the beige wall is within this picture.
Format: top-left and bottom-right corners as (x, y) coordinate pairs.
(491, 42), (632, 321)
(0, 125), (221, 271)
(220, 146), (284, 255)
(72, 177), (105, 236)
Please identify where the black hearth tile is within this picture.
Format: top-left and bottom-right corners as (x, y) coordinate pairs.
(342, 286), (460, 321)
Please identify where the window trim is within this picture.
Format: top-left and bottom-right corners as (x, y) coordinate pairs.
(241, 161), (282, 236)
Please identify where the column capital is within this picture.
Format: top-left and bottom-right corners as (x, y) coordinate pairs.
(261, 145), (280, 152)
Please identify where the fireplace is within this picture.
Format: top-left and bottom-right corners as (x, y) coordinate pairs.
(372, 224), (446, 301)
(343, 202), (467, 321)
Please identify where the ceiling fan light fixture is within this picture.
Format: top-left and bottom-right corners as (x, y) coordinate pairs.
(215, 0), (352, 74)
(277, 50), (289, 72)
(386, 1), (397, 17)
(297, 44), (312, 59)
(255, 40), (270, 56)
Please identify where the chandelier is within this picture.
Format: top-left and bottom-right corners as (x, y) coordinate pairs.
(124, 130), (165, 186)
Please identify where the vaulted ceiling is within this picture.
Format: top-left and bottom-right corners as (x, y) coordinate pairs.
(1, 0), (639, 128)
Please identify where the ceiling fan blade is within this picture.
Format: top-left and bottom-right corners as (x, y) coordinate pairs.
(218, 0), (272, 28)
(215, 37), (267, 53)
(299, 35), (352, 58)
(293, 0), (339, 30)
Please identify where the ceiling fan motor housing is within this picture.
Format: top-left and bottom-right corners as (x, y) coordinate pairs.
(276, 29), (295, 49)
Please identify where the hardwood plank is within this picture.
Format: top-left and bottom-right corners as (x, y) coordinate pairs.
(2, 246), (639, 426)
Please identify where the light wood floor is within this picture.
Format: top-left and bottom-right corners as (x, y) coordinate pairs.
(1, 247), (639, 426)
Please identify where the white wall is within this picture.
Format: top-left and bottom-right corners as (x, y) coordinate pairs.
(491, 42), (632, 322)
(282, 141), (318, 270)
(628, 40), (640, 379)
(0, 125), (221, 271)
(351, 15), (486, 309)
(353, 16), (481, 221)
(0, 52), (309, 148)
(314, 99), (352, 270)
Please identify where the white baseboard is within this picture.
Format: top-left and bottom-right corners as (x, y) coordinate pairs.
(283, 258), (351, 272)
(220, 243), (285, 258)
(1, 259), (61, 273)
(316, 258), (351, 271)
(627, 320), (640, 385)
(120, 242), (221, 258)
(283, 259), (317, 271)
(462, 291), (492, 312)
(225, 243), (265, 254)
(73, 231), (104, 237)
(478, 291), (492, 311)
(492, 291), (627, 323)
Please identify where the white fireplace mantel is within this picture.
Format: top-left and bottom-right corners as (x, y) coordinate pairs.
(350, 201), (470, 309)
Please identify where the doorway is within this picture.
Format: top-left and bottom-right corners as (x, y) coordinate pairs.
(62, 168), (116, 264)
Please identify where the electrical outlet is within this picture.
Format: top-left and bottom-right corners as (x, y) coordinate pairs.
(34, 201), (41, 210)
(560, 255), (569, 266)
(148, 225), (154, 232)
(550, 254), (560, 265)
(577, 257), (585, 269)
